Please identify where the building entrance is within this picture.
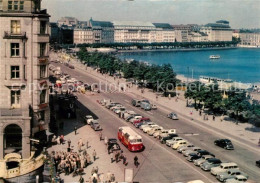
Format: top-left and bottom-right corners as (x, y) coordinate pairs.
(4, 124), (22, 156)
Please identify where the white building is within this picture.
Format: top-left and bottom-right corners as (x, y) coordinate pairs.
(239, 33), (260, 47)
(113, 21), (156, 43)
(153, 23), (175, 43)
(57, 17), (78, 28)
(189, 31), (208, 42)
(200, 20), (233, 42)
(0, 0), (50, 159)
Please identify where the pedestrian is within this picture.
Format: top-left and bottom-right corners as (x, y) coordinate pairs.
(79, 175), (84, 183)
(92, 150), (97, 161)
(111, 153), (114, 163)
(74, 126), (77, 135)
(99, 131), (102, 141)
(115, 152), (119, 163)
(220, 114), (224, 122)
(86, 140), (89, 149)
(134, 156), (139, 168)
(168, 94), (171, 100)
(156, 95), (158, 101)
(91, 167), (95, 175)
(95, 166), (99, 174)
(213, 115), (215, 121)
(104, 136), (108, 145)
(199, 110), (202, 116)
(110, 174), (115, 182)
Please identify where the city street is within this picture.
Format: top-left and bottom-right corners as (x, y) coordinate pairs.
(50, 57), (260, 183)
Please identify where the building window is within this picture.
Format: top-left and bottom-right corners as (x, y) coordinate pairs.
(40, 21), (47, 34)
(8, 1), (24, 11)
(11, 66), (20, 79)
(39, 43), (46, 57)
(40, 65), (46, 78)
(11, 43), (20, 57)
(11, 90), (21, 108)
(11, 20), (21, 34)
(40, 89), (47, 104)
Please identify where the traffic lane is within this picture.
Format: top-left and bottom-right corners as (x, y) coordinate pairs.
(75, 93), (216, 183)
(102, 93), (260, 182)
(52, 63), (259, 181)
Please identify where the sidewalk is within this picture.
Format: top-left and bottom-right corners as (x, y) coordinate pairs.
(47, 117), (124, 182)
(52, 52), (260, 147)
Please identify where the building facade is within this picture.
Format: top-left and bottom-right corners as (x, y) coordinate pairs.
(57, 17), (78, 28)
(0, 0), (50, 159)
(200, 20), (233, 42)
(153, 23), (175, 43)
(239, 33), (260, 47)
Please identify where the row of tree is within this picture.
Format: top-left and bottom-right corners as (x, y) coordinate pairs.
(185, 81), (260, 126)
(77, 47), (178, 94)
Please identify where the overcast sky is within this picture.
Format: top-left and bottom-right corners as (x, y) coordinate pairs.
(42, 0), (260, 29)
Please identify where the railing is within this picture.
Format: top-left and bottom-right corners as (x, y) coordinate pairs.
(3, 31), (27, 40)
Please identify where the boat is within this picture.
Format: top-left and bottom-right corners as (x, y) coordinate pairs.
(209, 55), (220, 59)
(0, 151), (45, 183)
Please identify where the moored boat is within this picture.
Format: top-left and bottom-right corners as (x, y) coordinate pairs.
(209, 55), (220, 59)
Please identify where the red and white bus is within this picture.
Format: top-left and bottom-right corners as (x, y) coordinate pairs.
(118, 126), (144, 152)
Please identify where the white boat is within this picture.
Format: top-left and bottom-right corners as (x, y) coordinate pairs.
(209, 55), (220, 59)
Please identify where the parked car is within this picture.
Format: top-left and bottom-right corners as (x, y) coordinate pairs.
(196, 150), (215, 157)
(143, 125), (159, 133)
(139, 122), (156, 130)
(123, 111), (136, 120)
(256, 160), (260, 168)
(172, 140), (188, 150)
(85, 115), (94, 125)
(147, 126), (163, 136)
(225, 175), (248, 183)
(194, 155), (215, 166)
(107, 139), (121, 154)
(140, 101), (151, 111)
(211, 162), (239, 176)
(167, 112), (179, 120)
(200, 158), (222, 171)
(182, 147), (202, 157)
(151, 104), (157, 110)
(214, 139), (234, 150)
(216, 169), (248, 182)
(129, 115), (143, 123)
(114, 107), (126, 114)
(187, 180), (205, 183)
(141, 99), (150, 104)
(158, 129), (177, 139)
(166, 137), (184, 147)
(160, 134), (179, 144)
(133, 117), (150, 125)
(90, 120), (102, 131)
(132, 99), (141, 107)
(177, 144), (194, 153)
(186, 153), (201, 162)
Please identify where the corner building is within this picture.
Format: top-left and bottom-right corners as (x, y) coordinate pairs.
(0, 0), (50, 159)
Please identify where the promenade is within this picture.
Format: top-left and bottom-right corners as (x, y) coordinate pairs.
(61, 53), (260, 148)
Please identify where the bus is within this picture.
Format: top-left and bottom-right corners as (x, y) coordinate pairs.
(118, 126), (144, 152)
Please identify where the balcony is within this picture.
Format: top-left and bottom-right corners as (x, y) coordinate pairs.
(3, 31), (27, 40)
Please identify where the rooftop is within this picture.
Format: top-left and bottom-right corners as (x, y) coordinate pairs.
(113, 21), (155, 27)
(153, 23), (173, 29)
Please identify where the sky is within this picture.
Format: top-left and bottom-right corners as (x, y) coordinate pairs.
(42, 0), (260, 29)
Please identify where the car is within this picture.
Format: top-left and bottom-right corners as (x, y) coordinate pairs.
(216, 169), (248, 182)
(214, 139), (234, 150)
(141, 99), (150, 104)
(177, 144), (194, 153)
(85, 115), (94, 125)
(129, 115), (143, 123)
(140, 101), (151, 111)
(123, 111), (136, 120)
(90, 120), (102, 131)
(133, 117), (151, 125)
(139, 122), (156, 130)
(172, 140), (188, 150)
(147, 126), (163, 136)
(196, 150), (215, 157)
(187, 180), (205, 183)
(132, 99), (141, 107)
(194, 155), (215, 166)
(186, 153), (201, 162)
(107, 139), (121, 154)
(167, 112), (178, 120)
(143, 125), (159, 133)
(114, 107), (126, 114)
(211, 162), (239, 176)
(182, 147), (202, 157)
(256, 160), (260, 168)
(200, 158), (222, 171)
(135, 121), (147, 128)
(166, 137), (184, 147)
(225, 175), (248, 183)
(160, 134), (179, 144)
(151, 104), (157, 110)
(158, 129), (177, 139)
(110, 104), (124, 111)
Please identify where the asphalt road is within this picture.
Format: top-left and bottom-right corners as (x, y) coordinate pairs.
(51, 62), (260, 183)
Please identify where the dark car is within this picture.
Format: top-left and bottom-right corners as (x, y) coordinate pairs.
(187, 153), (201, 162)
(214, 139), (234, 150)
(107, 138), (121, 154)
(160, 134), (179, 144)
(256, 160), (260, 168)
(196, 150), (215, 157)
(135, 121), (147, 128)
(90, 120), (102, 131)
(167, 112), (179, 120)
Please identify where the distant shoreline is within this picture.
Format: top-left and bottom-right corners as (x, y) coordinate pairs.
(117, 47), (237, 53)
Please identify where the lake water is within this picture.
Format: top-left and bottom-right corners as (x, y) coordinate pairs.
(117, 48), (260, 84)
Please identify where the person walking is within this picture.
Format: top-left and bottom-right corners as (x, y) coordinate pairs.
(86, 140), (89, 149)
(79, 175), (84, 183)
(213, 115), (215, 121)
(134, 156), (139, 168)
(92, 150), (97, 161)
(99, 131), (102, 141)
(110, 174), (115, 182)
(74, 126), (77, 135)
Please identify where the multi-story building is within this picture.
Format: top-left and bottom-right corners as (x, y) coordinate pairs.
(74, 18), (114, 44)
(189, 31), (208, 42)
(238, 33), (260, 47)
(200, 20), (233, 42)
(57, 16), (78, 28)
(172, 24), (196, 42)
(0, 0), (50, 159)
(153, 23), (175, 43)
(113, 21), (156, 43)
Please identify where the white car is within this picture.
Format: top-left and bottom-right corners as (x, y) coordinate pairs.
(166, 137), (184, 147)
(177, 144), (194, 153)
(143, 125), (159, 133)
(225, 175), (247, 183)
(211, 162), (239, 176)
(85, 115), (94, 125)
(182, 147), (202, 157)
(114, 107), (125, 114)
(148, 126), (163, 136)
(139, 122), (155, 130)
(194, 155), (215, 166)
(172, 140), (188, 150)
(123, 111), (136, 120)
(157, 129), (176, 139)
(110, 104), (124, 111)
